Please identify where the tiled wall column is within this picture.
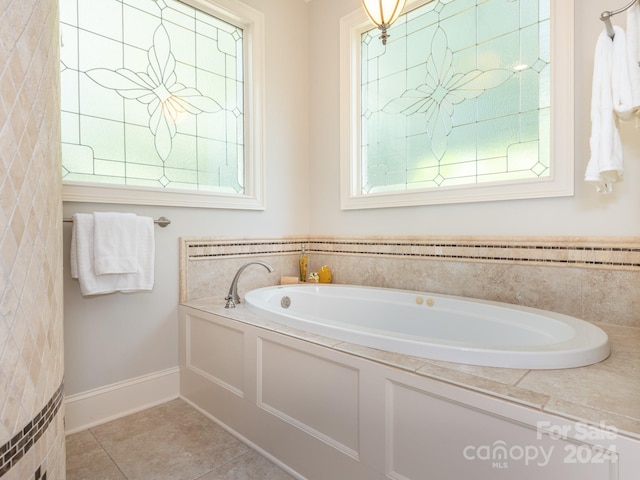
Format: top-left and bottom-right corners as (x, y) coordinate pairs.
(0, 0), (65, 478)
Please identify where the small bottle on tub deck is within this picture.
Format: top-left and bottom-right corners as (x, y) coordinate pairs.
(298, 244), (308, 282)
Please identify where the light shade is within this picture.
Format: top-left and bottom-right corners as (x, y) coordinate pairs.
(362, 0), (407, 44)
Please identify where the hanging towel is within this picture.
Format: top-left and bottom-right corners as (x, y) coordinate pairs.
(70, 213), (90, 281)
(93, 212), (138, 275)
(627, 2), (640, 118)
(71, 213), (155, 296)
(585, 26), (634, 193)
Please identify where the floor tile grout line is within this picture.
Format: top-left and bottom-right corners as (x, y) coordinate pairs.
(88, 428), (129, 479)
(191, 450), (254, 480)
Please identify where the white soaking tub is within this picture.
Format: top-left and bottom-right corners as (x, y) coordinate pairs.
(244, 284), (610, 369)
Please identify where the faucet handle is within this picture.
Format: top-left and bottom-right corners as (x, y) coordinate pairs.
(224, 294), (236, 308)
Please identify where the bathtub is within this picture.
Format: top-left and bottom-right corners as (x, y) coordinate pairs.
(243, 284), (610, 369)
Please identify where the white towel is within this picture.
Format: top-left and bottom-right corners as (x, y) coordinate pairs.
(628, 3), (640, 118)
(71, 213), (155, 296)
(69, 213), (87, 281)
(585, 27), (634, 193)
(93, 212), (138, 275)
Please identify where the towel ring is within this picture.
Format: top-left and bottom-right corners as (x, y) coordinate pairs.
(601, 0), (638, 39)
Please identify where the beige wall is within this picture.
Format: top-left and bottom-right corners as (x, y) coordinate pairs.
(0, 0), (65, 478)
(62, 0), (311, 397)
(307, 0), (640, 236)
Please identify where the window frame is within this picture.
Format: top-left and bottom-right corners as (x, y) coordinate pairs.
(339, 0), (575, 210)
(61, 0), (266, 210)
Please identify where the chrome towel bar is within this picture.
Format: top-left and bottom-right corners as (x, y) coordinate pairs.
(63, 216), (171, 228)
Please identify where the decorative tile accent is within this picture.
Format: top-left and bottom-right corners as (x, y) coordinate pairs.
(183, 236), (640, 271)
(0, 382), (63, 478)
(185, 238), (308, 260)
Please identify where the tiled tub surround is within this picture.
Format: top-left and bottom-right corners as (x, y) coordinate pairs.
(179, 235), (640, 477)
(180, 236), (640, 328)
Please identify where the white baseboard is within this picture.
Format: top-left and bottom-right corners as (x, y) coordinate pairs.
(64, 367), (180, 434)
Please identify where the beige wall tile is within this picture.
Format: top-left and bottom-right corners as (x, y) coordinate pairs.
(0, 0), (64, 477)
(181, 236), (640, 328)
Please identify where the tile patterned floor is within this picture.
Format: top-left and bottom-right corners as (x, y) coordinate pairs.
(66, 399), (295, 480)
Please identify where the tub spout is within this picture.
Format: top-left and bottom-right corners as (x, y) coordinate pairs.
(225, 261), (274, 308)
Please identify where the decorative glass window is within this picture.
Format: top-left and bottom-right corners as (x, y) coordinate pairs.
(340, 0), (574, 209)
(60, 0), (265, 209)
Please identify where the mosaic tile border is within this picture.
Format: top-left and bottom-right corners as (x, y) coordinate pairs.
(183, 237), (640, 271)
(185, 239), (307, 260)
(0, 382), (64, 478)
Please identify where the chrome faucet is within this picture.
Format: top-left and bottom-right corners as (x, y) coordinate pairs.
(225, 261), (274, 308)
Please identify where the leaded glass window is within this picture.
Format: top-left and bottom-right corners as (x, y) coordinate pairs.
(341, 0), (573, 208)
(60, 0), (261, 206)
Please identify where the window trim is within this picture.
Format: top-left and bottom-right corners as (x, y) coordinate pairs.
(339, 0), (575, 210)
(61, 0), (266, 210)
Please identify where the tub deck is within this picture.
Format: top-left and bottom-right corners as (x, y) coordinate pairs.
(182, 296), (640, 439)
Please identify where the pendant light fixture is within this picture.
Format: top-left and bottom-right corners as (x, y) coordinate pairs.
(361, 0), (407, 45)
